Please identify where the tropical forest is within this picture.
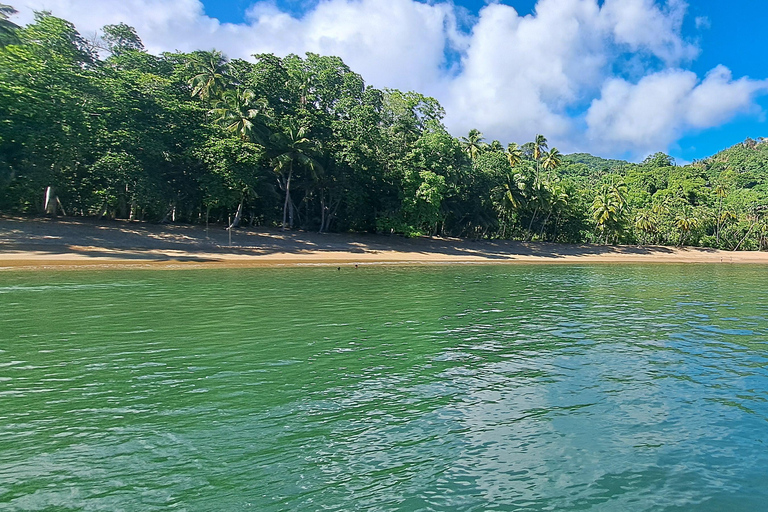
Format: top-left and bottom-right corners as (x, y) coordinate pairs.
(2, 6), (767, 251)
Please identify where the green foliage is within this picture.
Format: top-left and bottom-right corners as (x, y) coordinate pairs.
(0, 3), (20, 47)
(100, 22), (144, 55)
(1, 10), (767, 250)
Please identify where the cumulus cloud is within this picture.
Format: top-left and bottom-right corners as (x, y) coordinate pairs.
(600, 0), (698, 63)
(10, 0), (768, 159)
(585, 65), (767, 155)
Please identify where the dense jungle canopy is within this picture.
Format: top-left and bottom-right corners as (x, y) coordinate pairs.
(1, 7), (767, 250)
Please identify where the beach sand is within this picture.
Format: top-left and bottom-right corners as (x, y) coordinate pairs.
(1, 217), (766, 271)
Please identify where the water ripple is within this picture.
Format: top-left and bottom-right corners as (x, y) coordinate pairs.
(1, 265), (767, 510)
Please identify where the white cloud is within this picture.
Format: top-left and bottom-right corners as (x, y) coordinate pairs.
(600, 0), (698, 63)
(443, 0), (609, 145)
(585, 65), (767, 156)
(10, 0), (768, 159)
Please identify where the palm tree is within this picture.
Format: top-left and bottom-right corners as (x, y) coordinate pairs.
(460, 129), (486, 161)
(532, 134), (548, 180)
(270, 122), (321, 229)
(714, 181), (728, 244)
(498, 172), (528, 239)
(634, 210), (658, 245)
(675, 208), (700, 246)
(591, 183), (625, 244)
(208, 89), (270, 230)
(542, 147), (562, 174)
(533, 134), (548, 160)
(188, 50), (230, 101)
(610, 180), (628, 209)
(505, 143), (523, 169)
(0, 3), (19, 47)
(539, 179), (568, 240)
(211, 88), (270, 143)
(525, 178), (550, 240)
(488, 140), (504, 153)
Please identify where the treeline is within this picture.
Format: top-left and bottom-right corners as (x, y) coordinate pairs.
(1, 7), (767, 250)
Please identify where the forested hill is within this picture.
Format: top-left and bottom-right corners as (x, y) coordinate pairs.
(1, 8), (767, 250)
(558, 153), (635, 184)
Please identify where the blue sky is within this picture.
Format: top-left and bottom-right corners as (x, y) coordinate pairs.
(14, 0), (768, 163)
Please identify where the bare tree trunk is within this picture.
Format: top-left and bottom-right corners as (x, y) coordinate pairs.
(97, 201), (108, 220)
(716, 199), (722, 244)
(205, 205), (210, 238)
(539, 210), (553, 240)
(56, 197), (67, 216)
(321, 194), (342, 233)
(282, 163), (293, 230)
(319, 193), (326, 233)
(228, 198), (244, 229)
(733, 218), (758, 251)
(160, 203), (175, 224)
(526, 206), (539, 241)
(44, 186), (56, 216)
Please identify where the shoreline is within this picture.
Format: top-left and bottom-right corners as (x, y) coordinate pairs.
(1, 217), (766, 271)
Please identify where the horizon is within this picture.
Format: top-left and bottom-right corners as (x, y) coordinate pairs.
(9, 0), (768, 163)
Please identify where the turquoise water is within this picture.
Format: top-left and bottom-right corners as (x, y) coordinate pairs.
(1, 264), (767, 511)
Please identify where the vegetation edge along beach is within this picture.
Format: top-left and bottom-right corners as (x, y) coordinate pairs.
(2, 216), (767, 271)
(1, 6), (767, 261)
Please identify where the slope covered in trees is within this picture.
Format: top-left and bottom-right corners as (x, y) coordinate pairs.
(1, 8), (767, 250)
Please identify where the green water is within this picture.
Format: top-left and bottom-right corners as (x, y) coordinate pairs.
(1, 264), (767, 511)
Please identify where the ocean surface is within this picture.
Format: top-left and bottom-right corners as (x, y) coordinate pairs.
(1, 264), (767, 511)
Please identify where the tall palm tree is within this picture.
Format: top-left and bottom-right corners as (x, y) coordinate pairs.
(539, 179), (568, 240)
(460, 129), (486, 161)
(591, 183), (625, 244)
(211, 88), (270, 143)
(270, 122), (321, 229)
(188, 50), (230, 101)
(532, 134), (548, 180)
(525, 178), (550, 240)
(0, 3), (19, 47)
(498, 172), (527, 239)
(209, 88), (270, 229)
(714, 181), (728, 244)
(505, 143), (523, 169)
(542, 147), (562, 174)
(533, 134), (548, 162)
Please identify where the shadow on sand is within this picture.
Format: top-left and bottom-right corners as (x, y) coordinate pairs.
(0, 216), (712, 264)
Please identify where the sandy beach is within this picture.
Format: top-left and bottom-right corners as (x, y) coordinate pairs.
(1, 216), (766, 271)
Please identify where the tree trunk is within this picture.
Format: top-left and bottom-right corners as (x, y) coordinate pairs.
(539, 210), (553, 241)
(229, 198), (244, 230)
(716, 198), (722, 244)
(733, 219), (757, 251)
(56, 197), (67, 216)
(160, 203), (175, 224)
(322, 194), (342, 233)
(97, 201), (108, 220)
(319, 193), (326, 233)
(282, 163), (293, 230)
(44, 186), (57, 216)
(205, 205), (210, 238)
(526, 206), (539, 241)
